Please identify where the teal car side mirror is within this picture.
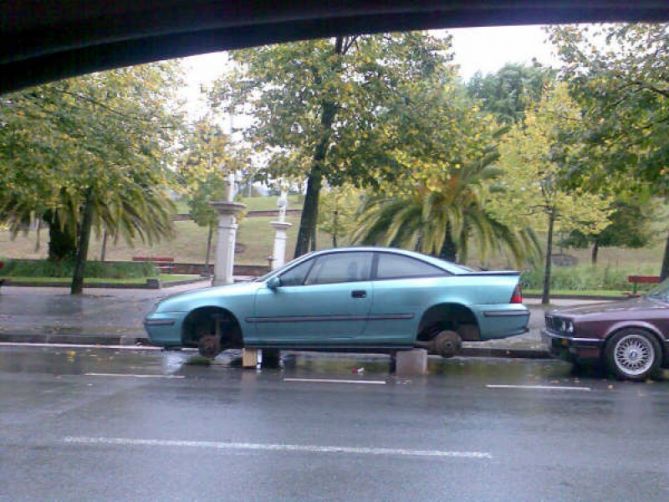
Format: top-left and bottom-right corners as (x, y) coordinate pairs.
(266, 276), (282, 290)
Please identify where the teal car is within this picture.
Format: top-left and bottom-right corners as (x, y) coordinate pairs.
(144, 247), (529, 358)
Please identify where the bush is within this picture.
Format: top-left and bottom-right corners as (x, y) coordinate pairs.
(0, 259), (158, 279)
(520, 264), (658, 291)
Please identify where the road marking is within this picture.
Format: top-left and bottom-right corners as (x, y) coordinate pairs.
(284, 377), (386, 385)
(486, 384), (591, 392)
(63, 436), (492, 459)
(0, 342), (162, 351)
(85, 372), (185, 379)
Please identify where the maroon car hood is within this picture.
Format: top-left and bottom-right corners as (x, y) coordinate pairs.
(553, 297), (667, 318)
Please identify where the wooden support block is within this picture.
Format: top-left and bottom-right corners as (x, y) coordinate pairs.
(242, 348), (258, 368)
(395, 349), (428, 376)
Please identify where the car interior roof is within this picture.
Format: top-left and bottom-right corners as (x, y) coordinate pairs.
(2, 0), (669, 93)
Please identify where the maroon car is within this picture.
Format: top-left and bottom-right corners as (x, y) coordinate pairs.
(542, 281), (669, 380)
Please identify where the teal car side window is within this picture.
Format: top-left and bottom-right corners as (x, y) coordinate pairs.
(305, 252), (373, 285)
(279, 258), (315, 286)
(375, 252), (449, 280)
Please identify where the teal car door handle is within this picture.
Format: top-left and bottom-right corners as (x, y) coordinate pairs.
(351, 290), (367, 298)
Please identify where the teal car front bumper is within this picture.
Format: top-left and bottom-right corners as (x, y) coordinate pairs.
(144, 311), (187, 347)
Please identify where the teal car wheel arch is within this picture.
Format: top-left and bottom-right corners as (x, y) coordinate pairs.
(180, 306), (244, 349)
(416, 303), (481, 343)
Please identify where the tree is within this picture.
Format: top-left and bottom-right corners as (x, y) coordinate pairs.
(561, 196), (655, 264)
(351, 79), (540, 265)
(317, 184), (362, 247)
(493, 83), (612, 304)
(467, 62), (556, 125)
(0, 62), (183, 293)
(210, 33), (453, 257)
(177, 117), (241, 274)
(547, 23), (669, 278)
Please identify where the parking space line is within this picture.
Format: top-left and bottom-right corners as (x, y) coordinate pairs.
(63, 436), (492, 459)
(486, 384), (591, 392)
(284, 377), (386, 385)
(85, 372), (185, 379)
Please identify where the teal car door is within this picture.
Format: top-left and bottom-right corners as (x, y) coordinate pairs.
(253, 251), (374, 345)
(363, 251), (451, 345)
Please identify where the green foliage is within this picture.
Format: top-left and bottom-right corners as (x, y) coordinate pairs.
(0, 62), (183, 252)
(492, 82), (612, 236)
(562, 196), (655, 251)
(548, 23), (669, 279)
(520, 264), (657, 292)
(467, 62), (556, 124)
(213, 33), (454, 187)
(352, 110), (541, 266)
(177, 116), (242, 228)
(0, 259), (157, 279)
(492, 82), (613, 302)
(547, 23), (669, 195)
(211, 33), (456, 254)
(317, 184), (361, 246)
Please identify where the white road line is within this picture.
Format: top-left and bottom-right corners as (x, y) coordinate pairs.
(284, 377), (386, 385)
(63, 436), (492, 459)
(486, 384), (591, 392)
(0, 342), (162, 350)
(85, 372), (184, 379)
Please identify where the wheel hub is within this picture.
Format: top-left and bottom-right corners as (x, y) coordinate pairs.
(614, 334), (653, 376)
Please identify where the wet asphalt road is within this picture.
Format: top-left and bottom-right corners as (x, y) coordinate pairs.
(1, 346), (669, 501)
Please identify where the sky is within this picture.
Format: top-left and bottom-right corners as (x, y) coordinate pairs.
(180, 24), (561, 120)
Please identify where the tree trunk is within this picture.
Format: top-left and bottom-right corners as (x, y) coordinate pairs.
(541, 208), (556, 305)
(295, 170), (323, 257)
(71, 189), (94, 295)
(332, 209), (338, 247)
(34, 218), (42, 252)
(100, 228), (108, 261)
(438, 223), (457, 262)
(591, 240), (599, 266)
(204, 223), (214, 277)
(660, 229), (669, 281)
(44, 211), (77, 261)
(294, 36), (343, 258)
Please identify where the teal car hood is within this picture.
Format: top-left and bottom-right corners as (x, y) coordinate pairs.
(154, 282), (263, 313)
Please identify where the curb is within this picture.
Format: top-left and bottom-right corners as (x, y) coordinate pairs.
(460, 347), (550, 359)
(0, 333), (549, 359)
(524, 294), (626, 301)
(0, 333), (150, 346)
(0, 278), (205, 290)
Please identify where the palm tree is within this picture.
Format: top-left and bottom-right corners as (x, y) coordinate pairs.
(352, 153), (539, 266)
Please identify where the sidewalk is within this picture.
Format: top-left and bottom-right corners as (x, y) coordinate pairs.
(0, 284), (609, 357)
(0, 281), (211, 345)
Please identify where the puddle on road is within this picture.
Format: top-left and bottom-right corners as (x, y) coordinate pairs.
(1, 345), (667, 390)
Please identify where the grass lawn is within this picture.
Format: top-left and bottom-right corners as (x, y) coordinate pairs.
(0, 215), (335, 266)
(3, 274), (200, 285)
(240, 194), (303, 211)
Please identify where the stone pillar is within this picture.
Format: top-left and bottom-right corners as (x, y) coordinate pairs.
(270, 189), (291, 270)
(270, 221), (292, 270)
(210, 174), (245, 286)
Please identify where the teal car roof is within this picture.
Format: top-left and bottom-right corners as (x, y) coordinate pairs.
(283, 247), (474, 276)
